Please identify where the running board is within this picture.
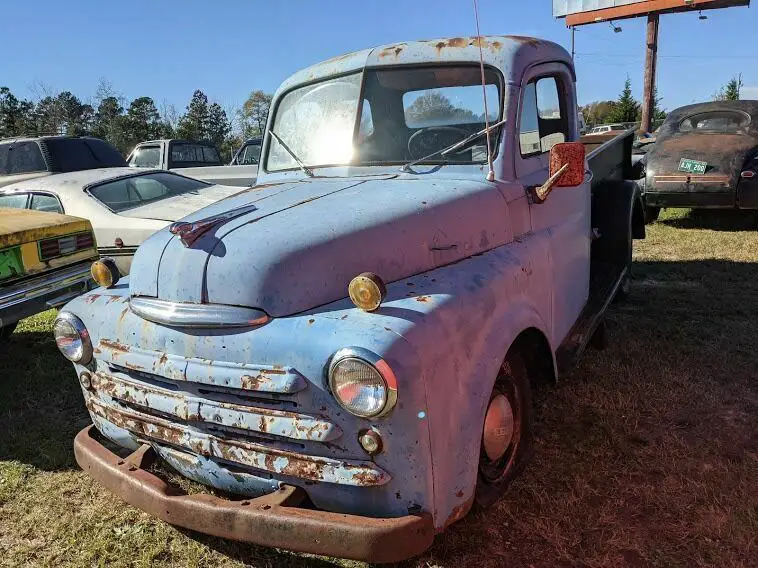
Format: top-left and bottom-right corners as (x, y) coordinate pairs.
(555, 262), (627, 374)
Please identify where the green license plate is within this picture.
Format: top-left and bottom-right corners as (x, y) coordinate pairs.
(678, 158), (708, 174)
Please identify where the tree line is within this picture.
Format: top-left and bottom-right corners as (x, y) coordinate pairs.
(0, 80), (273, 161)
(581, 74), (744, 131)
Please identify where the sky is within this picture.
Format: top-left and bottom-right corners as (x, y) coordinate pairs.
(1, 0), (756, 116)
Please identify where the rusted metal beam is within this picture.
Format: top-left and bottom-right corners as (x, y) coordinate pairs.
(641, 14), (660, 134)
(565, 0), (749, 26)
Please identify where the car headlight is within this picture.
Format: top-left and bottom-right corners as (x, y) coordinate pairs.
(328, 347), (398, 418)
(54, 312), (93, 364)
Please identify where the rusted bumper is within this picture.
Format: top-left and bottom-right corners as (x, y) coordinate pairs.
(74, 426), (435, 563)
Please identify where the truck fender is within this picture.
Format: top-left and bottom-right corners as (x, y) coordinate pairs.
(425, 301), (555, 530)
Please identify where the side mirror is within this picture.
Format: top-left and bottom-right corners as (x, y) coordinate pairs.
(531, 142), (586, 203)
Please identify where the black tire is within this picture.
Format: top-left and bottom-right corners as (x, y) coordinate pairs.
(0, 323), (17, 341)
(474, 350), (533, 508)
(644, 206), (660, 224)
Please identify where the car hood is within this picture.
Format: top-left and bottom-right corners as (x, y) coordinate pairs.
(118, 184), (244, 221)
(129, 176), (509, 317)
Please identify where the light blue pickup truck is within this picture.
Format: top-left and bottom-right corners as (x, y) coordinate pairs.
(55, 35), (645, 563)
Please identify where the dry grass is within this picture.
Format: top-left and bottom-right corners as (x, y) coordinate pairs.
(1, 208), (756, 568)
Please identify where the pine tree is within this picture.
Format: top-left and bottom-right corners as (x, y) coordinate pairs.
(206, 102), (230, 150)
(607, 76), (640, 124)
(176, 90), (210, 141)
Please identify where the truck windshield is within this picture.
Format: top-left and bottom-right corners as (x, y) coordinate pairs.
(266, 65), (503, 172)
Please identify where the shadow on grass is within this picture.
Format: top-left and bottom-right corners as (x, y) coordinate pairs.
(175, 529), (349, 568)
(0, 328), (89, 471)
(658, 208), (758, 231)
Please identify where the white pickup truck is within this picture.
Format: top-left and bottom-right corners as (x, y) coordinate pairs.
(127, 139), (257, 187)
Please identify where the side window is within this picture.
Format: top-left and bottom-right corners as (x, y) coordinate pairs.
(241, 143), (261, 165)
(7, 142), (47, 174)
(131, 146), (161, 168)
(0, 145), (9, 174)
(0, 193), (30, 208)
(519, 76), (569, 157)
(519, 83), (540, 155)
(30, 193), (63, 214)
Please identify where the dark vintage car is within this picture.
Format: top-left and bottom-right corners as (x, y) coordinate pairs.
(643, 100), (758, 221)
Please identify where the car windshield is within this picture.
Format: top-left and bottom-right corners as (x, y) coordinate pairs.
(88, 171), (211, 213)
(679, 111), (751, 133)
(266, 65), (502, 172)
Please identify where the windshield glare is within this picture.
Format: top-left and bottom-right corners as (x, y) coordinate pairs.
(266, 66), (503, 172)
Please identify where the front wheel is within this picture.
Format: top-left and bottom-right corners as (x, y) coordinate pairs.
(475, 351), (534, 508)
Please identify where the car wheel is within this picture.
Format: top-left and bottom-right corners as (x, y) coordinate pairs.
(474, 350), (533, 508)
(0, 323), (17, 341)
(644, 206), (660, 224)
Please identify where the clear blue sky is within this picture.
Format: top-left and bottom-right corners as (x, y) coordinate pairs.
(1, 0), (756, 115)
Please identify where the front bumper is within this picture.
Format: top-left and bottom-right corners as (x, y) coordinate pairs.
(74, 425), (434, 563)
(0, 261), (93, 328)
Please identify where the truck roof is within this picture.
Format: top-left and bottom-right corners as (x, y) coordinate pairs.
(0, 134), (105, 144)
(136, 139), (218, 146)
(278, 35), (573, 93)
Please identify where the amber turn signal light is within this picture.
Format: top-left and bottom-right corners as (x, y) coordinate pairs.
(348, 272), (387, 312)
(91, 258), (120, 289)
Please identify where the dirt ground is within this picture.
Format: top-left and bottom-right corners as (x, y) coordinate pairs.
(0, 208), (756, 568)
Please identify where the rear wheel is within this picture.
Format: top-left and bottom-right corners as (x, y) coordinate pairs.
(0, 323), (17, 341)
(475, 351), (533, 508)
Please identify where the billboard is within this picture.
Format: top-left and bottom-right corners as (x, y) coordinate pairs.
(554, 0), (749, 25)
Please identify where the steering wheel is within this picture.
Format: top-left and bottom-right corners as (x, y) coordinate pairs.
(407, 126), (470, 160)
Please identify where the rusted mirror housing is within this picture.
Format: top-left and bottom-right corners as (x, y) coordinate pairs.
(550, 142), (586, 187)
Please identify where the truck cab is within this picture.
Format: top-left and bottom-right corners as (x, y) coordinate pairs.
(58, 35), (644, 563)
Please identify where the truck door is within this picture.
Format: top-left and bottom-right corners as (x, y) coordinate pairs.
(515, 65), (590, 347)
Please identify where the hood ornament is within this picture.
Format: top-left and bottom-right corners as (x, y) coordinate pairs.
(169, 204), (258, 247)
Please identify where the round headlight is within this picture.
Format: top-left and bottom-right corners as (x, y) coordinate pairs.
(91, 258), (120, 289)
(54, 312), (93, 364)
(328, 347), (397, 418)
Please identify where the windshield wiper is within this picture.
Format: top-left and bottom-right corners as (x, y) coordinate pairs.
(400, 118), (507, 173)
(268, 129), (314, 177)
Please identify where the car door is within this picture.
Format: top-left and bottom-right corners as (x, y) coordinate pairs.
(515, 64), (590, 347)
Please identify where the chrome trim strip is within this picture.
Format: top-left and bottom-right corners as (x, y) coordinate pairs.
(129, 296), (269, 328)
(88, 399), (390, 486)
(0, 263), (92, 310)
(91, 372), (341, 442)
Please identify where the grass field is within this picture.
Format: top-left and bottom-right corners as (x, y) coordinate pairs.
(0, 209), (756, 568)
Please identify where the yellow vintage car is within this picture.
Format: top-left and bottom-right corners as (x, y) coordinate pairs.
(0, 208), (98, 339)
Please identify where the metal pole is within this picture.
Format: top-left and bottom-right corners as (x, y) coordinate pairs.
(571, 26), (575, 59)
(641, 14), (659, 133)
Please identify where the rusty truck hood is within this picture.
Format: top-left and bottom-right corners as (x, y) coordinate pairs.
(646, 133), (757, 192)
(128, 176), (509, 317)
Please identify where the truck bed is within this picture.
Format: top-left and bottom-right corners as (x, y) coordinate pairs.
(581, 130), (635, 187)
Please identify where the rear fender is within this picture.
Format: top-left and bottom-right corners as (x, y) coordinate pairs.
(592, 179), (643, 267)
